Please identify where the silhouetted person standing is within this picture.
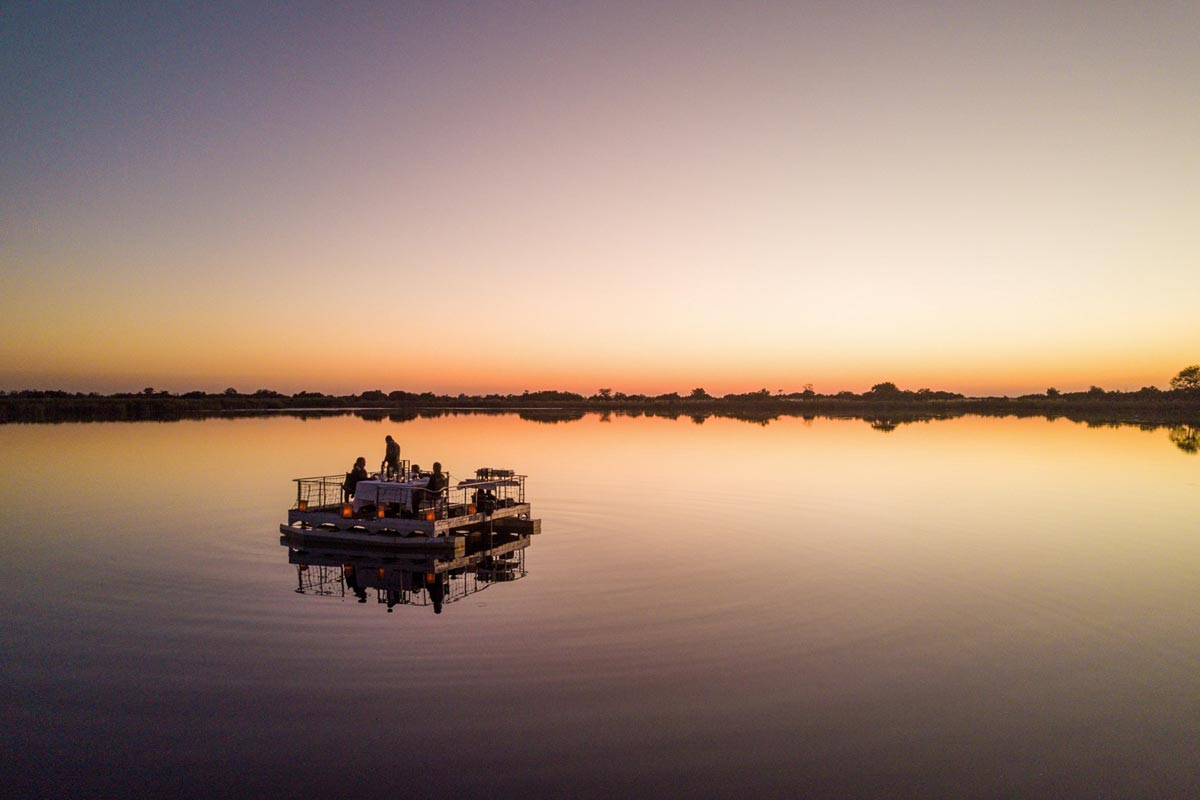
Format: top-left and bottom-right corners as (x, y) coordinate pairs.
(382, 435), (400, 479)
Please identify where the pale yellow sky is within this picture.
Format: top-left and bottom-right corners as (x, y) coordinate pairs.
(2, 2), (1197, 395)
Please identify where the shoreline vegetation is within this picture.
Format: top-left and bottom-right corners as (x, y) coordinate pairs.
(3, 372), (1198, 429)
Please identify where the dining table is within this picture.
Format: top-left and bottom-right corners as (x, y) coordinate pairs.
(350, 476), (429, 512)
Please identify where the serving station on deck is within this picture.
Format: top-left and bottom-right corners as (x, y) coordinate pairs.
(279, 464), (541, 554)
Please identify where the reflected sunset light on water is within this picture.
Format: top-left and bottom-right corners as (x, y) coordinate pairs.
(2, 413), (1197, 796)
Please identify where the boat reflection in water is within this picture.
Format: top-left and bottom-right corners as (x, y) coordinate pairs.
(283, 531), (531, 614)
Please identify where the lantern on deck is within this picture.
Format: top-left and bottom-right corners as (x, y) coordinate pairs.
(341, 503), (353, 518)
(297, 499), (308, 512)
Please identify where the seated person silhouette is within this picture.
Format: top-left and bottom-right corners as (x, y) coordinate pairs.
(473, 487), (498, 513)
(414, 462), (447, 515)
(343, 456), (370, 500)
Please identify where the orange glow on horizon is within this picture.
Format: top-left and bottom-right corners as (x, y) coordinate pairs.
(2, 5), (1197, 399)
(1, 346), (1189, 398)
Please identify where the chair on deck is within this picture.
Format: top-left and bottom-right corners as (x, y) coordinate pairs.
(412, 483), (449, 517)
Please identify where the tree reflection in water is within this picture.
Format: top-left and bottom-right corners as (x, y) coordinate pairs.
(1168, 425), (1198, 454)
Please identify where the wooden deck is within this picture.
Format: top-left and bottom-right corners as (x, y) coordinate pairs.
(286, 501), (537, 534)
(283, 533), (532, 574)
(280, 501), (540, 552)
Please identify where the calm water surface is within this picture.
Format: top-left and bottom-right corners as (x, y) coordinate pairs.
(2, 414), (1197, 798)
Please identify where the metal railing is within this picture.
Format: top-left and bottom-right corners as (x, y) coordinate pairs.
(293, 474), (347, 510)
(456, 468), (527, 513)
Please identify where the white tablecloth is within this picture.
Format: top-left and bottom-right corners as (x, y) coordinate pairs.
(351, 478), (429, 511)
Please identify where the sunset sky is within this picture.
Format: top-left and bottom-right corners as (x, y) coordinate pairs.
(2, 2), (1197, 396)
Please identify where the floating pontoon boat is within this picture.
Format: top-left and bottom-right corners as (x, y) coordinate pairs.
(279, 463), (541, 557)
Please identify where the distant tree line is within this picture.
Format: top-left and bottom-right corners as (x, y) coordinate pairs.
(2, 366), (1197, 425)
